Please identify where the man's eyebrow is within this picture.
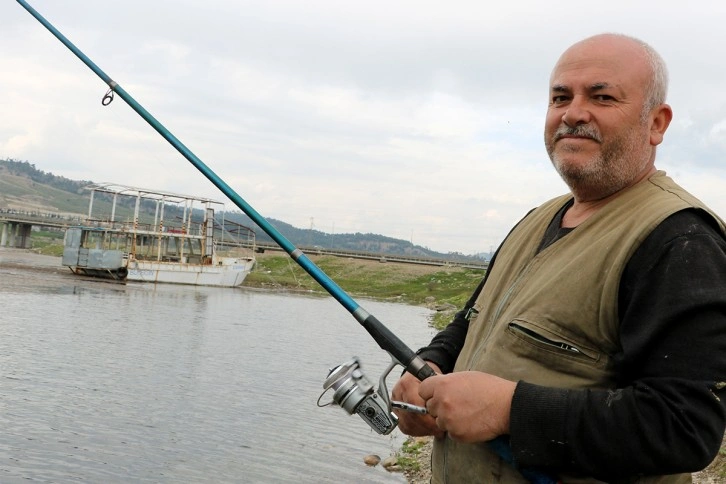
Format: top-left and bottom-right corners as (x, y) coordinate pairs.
(550, 82), (614, 92)
(590, 82), (612, 90)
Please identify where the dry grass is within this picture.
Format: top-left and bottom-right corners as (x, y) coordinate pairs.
(693, 435), (726, 483)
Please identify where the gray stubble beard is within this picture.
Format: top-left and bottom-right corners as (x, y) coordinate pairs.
(546, 124), (651, 202)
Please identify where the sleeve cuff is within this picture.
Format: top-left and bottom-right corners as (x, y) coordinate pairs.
(510, 381), (571, 468)
(415, 347), (455, 374)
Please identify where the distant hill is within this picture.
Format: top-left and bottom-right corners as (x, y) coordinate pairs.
(0, 159), (93, 215)
(0, 158), (488, 262)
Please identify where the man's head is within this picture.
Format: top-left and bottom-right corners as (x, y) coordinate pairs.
(544, 34), (673, 202)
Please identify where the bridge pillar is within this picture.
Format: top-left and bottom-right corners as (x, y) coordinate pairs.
(16, 223), (32, 249)
(0, 223), (32, 249)
(6, 222), (16, 247)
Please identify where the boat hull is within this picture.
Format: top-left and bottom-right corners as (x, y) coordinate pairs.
(126, 258), (255, 287)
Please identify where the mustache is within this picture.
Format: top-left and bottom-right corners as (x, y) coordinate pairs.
(553, 124), (603, 143)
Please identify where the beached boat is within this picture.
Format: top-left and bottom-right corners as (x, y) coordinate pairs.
(62, 183), (256, 287)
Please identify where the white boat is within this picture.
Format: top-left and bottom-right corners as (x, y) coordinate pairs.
(62, 183), (256, 287)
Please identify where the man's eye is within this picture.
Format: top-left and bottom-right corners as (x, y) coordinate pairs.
(552, 95), (569, 103)
(594, 94), (614, 101)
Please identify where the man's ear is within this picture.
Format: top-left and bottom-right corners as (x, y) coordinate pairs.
(649, 103), (673, 146)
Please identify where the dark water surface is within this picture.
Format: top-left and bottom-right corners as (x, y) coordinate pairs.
(0, 249), (436, 483)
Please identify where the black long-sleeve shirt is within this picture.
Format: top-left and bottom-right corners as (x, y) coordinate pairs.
(417, 208), (726, 479)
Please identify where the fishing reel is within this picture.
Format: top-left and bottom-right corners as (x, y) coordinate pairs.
(317, 356), (426, 435)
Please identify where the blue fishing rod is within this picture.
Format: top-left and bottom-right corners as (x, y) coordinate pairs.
(17, 2), (556, 482)
(15, 0), (433, 394)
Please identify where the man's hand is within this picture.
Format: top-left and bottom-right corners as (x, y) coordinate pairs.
(391, 362), (445, 439)
(418, 371), (516, 443)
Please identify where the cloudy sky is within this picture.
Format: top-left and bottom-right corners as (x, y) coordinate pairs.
(2, 1), (726, 255)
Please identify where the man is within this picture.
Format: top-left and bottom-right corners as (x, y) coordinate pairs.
(392, 33), (726, 483)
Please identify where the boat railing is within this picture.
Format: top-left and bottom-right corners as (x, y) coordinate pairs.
(79, 213), (256, 263)
(212, 218), (256, 251)
(82, 218), (207, 237)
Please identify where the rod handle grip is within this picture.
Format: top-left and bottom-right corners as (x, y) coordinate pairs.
(361, 314), (436, 380)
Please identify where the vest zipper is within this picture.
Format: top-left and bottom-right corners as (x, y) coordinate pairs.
(508, 322), (582, 354)
(467, 262), (536, 369)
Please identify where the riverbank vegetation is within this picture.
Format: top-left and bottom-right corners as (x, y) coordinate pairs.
(245, 252), (483, 329)
(28, 229), (65, 256)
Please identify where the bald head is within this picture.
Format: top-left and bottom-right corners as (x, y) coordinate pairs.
(554, 34), (669, 117)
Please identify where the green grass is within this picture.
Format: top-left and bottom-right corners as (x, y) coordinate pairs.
(245, 254), (484, 309)
(29, 231), (65, 257)
(395, 436), (430, 473)
(31, 240), (64, 256)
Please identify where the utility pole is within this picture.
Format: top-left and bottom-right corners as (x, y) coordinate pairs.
(308, 217), (314, 247)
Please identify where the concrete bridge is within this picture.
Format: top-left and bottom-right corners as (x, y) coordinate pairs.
(0, 209), (81, 248)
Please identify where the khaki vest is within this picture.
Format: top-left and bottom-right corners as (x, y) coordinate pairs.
(432, 172), (725, 483)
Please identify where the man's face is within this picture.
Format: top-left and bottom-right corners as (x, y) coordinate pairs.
(544, 37), (655, 201)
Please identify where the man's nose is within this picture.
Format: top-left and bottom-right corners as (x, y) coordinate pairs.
(562, 96), (592, 127)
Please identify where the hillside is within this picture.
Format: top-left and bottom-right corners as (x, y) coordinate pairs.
(0, 158), (488, 262)
(0, 162), (91, 216)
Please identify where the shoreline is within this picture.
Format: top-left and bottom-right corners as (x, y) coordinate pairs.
(0, 247), (68, 272)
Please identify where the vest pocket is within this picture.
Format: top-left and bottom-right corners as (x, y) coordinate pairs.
(508, 321), (599, 362)
(465, 319), (612, 387)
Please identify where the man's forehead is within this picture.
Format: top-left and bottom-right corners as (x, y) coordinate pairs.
(550, 38), (649, 86)
(549, 52), (644, 94)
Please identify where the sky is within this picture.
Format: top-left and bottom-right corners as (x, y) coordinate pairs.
(2, 1), (726, 255)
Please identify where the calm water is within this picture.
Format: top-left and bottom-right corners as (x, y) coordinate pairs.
(0, 249), (436, 483)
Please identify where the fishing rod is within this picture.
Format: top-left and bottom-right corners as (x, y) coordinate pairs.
(17, 3), (555, 482)
(16, 0), (433, 421)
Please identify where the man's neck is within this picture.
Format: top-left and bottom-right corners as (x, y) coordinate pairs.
(562, 166), (657, 228)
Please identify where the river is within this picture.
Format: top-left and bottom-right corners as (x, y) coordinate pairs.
(0, 249), (437, 483)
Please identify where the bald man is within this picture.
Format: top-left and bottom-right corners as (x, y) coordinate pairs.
(392, 34), (726, 483)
